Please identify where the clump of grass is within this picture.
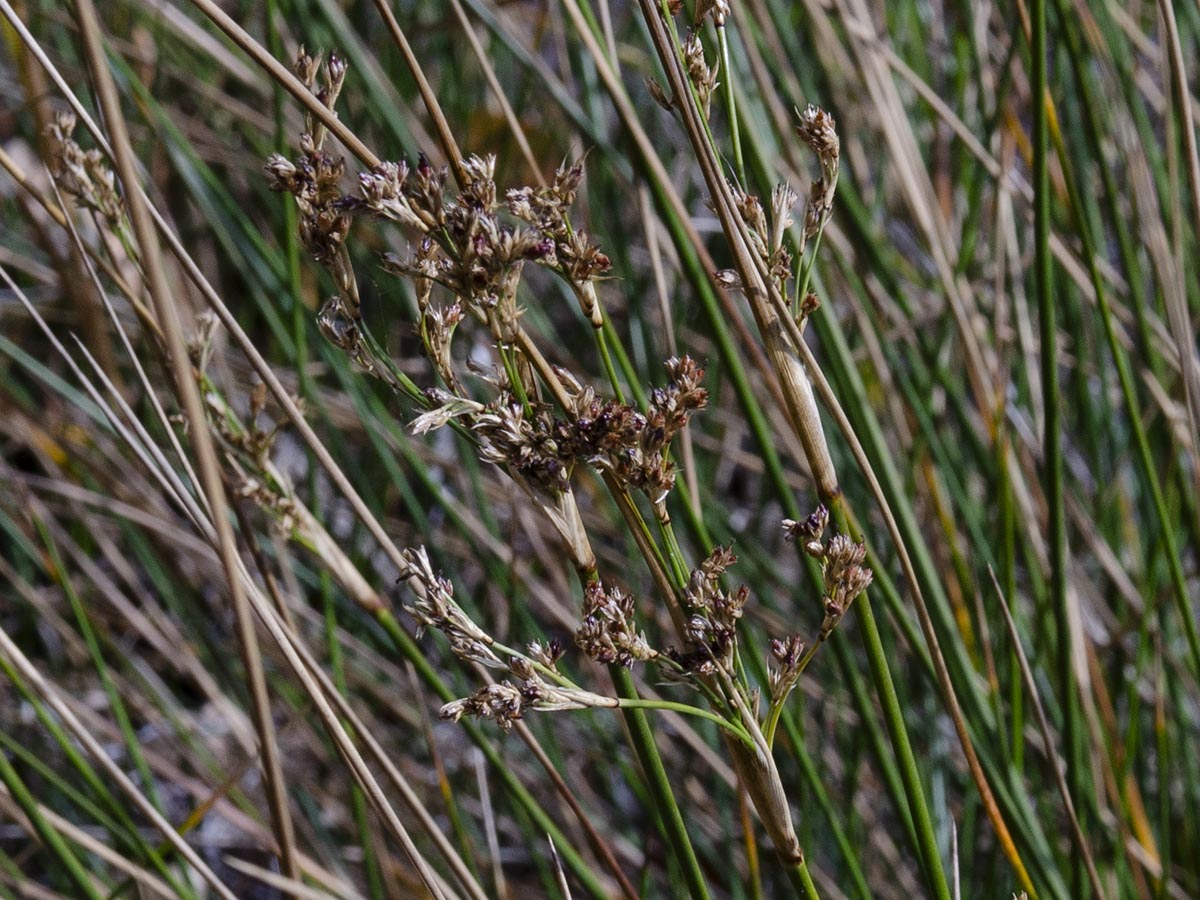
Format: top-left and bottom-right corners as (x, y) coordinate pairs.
(1, 1), (1198, 899)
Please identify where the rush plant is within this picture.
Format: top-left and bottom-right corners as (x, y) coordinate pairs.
(1, 1), (1197, 899)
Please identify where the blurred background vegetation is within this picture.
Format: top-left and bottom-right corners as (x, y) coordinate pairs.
(1, 0), (1198, 898)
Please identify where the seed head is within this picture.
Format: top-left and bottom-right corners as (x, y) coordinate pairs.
(795, 104), (840, 160)
(782, 504), (828, 546)
(670, 546), (747, 674)
(575, 580), (657, 667)
(768, 634), (806, 705)
(695, 0), (731, 26)
(681, 31), (720, 118)
(400, 547), (502, 668)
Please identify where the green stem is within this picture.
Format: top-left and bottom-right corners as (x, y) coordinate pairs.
(616, 698), (755, 747)
(610, 665), (713, 900)
(595, 317), (626, 404)
(830, 506), (951, 900)
(786, 857), (821, 899)
(1031, 2), (1081, 893)
(656, 516), (692, 589)
(498, 341), (532, 412)
(854, 592), (951, 899)
(0, 748), (107, 900)
(795, 227), (824, 309)
(717, 26), (744, 183)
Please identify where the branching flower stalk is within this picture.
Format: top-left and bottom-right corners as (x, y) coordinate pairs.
(262, 48), (874, 895)
(45, 112), (165, 338)
(634, 5), (1016, 898)
(792, 104), (840, 310)
(630, 7), (975, 898)
(763, 506), (874, 747)
(638, 0), (840, 506)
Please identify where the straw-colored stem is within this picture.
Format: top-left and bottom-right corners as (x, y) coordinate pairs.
(72, 3), (301, 893)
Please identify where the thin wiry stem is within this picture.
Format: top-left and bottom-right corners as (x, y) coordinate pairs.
(631, 3), (953, 895)
(1030, 3), (1080, 895)
(990, 569), (1108, 900)
(0, 625), (241, 900)
(71, 5), (301, 894)
(610, 664), (713, 900)
(371, 0), (469, 187)
(0, 747), (108, 900)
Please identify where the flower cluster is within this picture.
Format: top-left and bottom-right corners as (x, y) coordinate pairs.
(440, 657), (618, 732)
(694, 0), (731, 26)
(462, 358), (707, 510)
(795, 104), (840, 240)
(265, 139), (349, 265)
(767, 634), (806, 709)
(575, 580), (657, 667)
(262, 55), (697, 523)
(681, 32), (720, 118)
(504, 159), (582, 233)
(782, 503), (830, 554)
(561, 357), (708, 509)
(473, 394), (573, 498)
(349, 153), (612, 336)
(507, 160), (611, 324)
(716, 182), (797, 293)
(372, 156), (556, 332)
(785, 505), (873, 638)
(669, 546), (749, 675)
(400, 547), (502, 668)
(400, 563), (652, 730)
(263, 51), (352, 268)
(47, 112), (123, 225)
(817, 535), (874, 633)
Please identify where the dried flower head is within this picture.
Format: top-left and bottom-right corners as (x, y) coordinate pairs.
(265, 143), (350, 264)
(47, 112), (124, 224)
(355, 160), (426, 231)
(795, 104), (840, 240)
(555, 356), (707, 509)
(820, 534), (872, 630)
(669, 546), (748, 674)
(803, 179), (830, 240)
(293, 46), (321, 90)
(506, 159), (610, 293)
(782, 504), (828, 550)
(795, 104), (840, 161)
(695, 0), (731, 26)
(575, 580), (657, 667)
(474, 396), (571, 498)
(318, 51), (347, 111)
(714, 268), (742, 289)
(800, 292), (821, 320)
(400, 547), (503, 668)
(646, 77), (674, 111)
(440, 682), (526, 730)
(769, 184), (799, 255)
(768, 634), (806, 706)
(783, 512), (871, 636)
(316, 295), (380, 376)
(681, 32), (720, 118)
(440, 669), (617, 730)
(527, 638), (566, 669)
